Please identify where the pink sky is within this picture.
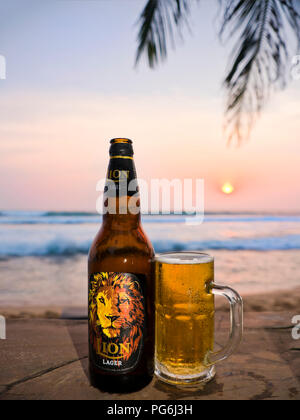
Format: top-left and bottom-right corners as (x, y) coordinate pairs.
(0, 1), (299, 213)
(0, 89), (299, 213)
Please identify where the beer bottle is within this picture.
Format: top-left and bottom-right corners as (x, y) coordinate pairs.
(88, 138), (155, 393)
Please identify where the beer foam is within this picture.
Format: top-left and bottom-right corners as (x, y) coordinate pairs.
(156, 252), (213, 265)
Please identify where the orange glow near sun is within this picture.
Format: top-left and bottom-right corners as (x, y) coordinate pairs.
(222, 183), (234, 195)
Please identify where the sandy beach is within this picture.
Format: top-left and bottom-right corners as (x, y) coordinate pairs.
(2, 287), (300, 319)
(216, 287), (300, 312)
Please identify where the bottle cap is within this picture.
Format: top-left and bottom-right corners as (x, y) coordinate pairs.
(109, 138), (134, 157)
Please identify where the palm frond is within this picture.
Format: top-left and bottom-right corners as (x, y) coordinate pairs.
(220, 0), (300, 144)
(135, 0), (191, 68)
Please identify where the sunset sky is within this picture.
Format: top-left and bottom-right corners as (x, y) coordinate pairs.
(0, 0), (300, 212)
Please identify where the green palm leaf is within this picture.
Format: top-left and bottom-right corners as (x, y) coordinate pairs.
(220, 0), (300, 143)
(135, 0), (300, 144)
(135, 0), (191, 68)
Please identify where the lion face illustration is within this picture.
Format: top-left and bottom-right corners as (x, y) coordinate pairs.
(89, 273), (145, 362)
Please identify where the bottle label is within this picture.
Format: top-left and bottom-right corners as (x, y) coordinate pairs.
(89, 272), (146, 373)
(106, 157), (138, 197)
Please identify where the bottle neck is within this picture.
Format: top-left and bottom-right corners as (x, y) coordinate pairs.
(102, 155), (141, 229)
(102, 205), (141, 230)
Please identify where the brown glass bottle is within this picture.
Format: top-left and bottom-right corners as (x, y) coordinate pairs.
(88, 138), (155, 393)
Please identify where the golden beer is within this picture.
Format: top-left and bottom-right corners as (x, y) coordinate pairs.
(155, 252), (243, 385)
(155, 253), (214, 383)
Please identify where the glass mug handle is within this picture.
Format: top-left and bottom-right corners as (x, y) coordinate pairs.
(205, 283), (243, 367)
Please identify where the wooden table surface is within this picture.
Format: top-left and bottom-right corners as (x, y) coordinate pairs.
(0, 312), (299, 400)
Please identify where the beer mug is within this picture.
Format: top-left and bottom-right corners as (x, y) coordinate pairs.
(155, 252), (243, 386)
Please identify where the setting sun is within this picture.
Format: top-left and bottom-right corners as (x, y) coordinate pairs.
(222, 183), (234, 195)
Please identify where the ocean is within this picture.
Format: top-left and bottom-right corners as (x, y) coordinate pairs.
(0, 211), (300, 307)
